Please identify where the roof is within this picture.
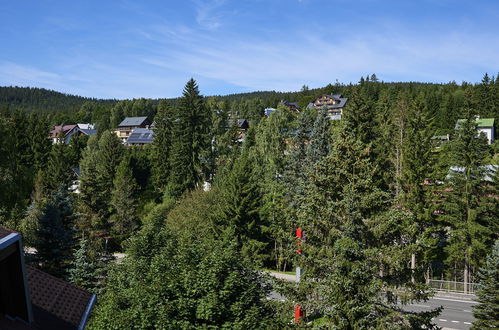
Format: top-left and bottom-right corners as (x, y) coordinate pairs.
(455, 118), (495, 129)
(26, 266), (96, 329)
(448, 165), (498, 182)
(127, 127), (154, 145)
(50, 125), (77, 135)
(307, 94), (348, 110)
(0, 227), (16, 240)
(78, 129), (97, 136)
(118, 116), (149, 127)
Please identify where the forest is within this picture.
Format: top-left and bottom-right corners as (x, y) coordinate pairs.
(0, 73), (497, 328)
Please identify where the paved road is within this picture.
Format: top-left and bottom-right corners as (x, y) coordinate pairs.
(404, 295), (477, 330)
(266, 272), (478, 329)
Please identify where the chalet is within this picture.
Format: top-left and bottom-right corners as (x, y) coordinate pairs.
(279, 101), (300, 113)
(455, 117), (495, 144)
(307, 94), (348, 120)
(114, 117), (152, 143)
(126, 127), (155, 146)
(0, 229), (96, 329)
(49, 124), (96, 144)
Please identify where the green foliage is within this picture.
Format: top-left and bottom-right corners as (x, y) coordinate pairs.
(441, 109), (496, 281)
(91, 213), (281, 329)
(151, 100), (174, 189)
(68, 236), (98, 291)
(473, 241), (499, 329)
(110, 156), (139, 246)
(167, 79), (211, 197)
(32, 187), (75, 277)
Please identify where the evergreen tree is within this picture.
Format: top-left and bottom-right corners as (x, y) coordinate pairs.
(45, 135), (73, 192)
(95, 130), (124, 215)
(442, 109), (495, 290)
(68, 236), (97, 291)
(110, 156), (139, 245)
(473, 241), (499, 329)
(218, 145), (266, 266)
(306, 107), (331, 165)
(168, 79), (211, 197)
(33, 187), (74, 277)
(401, 97), (438, 281)
(151, 100), (174, 189)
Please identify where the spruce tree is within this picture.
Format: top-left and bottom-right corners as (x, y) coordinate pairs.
(152, 100), (174, 190)
(168, 79), (211, 197)
(401, 98), (438, 281)
(110, 156), (139, 245)
(45, 133), (72, 192)
(68, 236), (97, 291)
(473, 241), (499, 329)
(95, 130), (124, 215)
(306, 107), (331, 165)
(33, 187), (74, 277)
(218, 144), (266, 266)
(442, 109), (494, 290)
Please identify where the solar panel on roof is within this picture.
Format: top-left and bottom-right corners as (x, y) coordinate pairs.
(129, 133), (141, 138)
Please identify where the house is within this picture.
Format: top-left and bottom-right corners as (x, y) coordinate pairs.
(114, 117), (152, 143)
(279, 101), (300, 113)
(227, 119), (250, 142)
(307, 94), (348, 120)
(49, 124), (96, 144)
(455, 117), (495, 144)
(264, 108), (276, 116)
(0, 229), (96, 329)
(447, 165), (498, 183)
(126, 127), (155, 146)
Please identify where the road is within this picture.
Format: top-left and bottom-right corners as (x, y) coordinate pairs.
(404, 295), (477, 330)
(266, 272), (477, 329)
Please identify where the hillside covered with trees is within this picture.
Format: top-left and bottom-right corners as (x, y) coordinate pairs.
(0, 73), (497, 328)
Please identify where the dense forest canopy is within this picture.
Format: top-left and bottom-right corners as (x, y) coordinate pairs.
(0, 73), (497, 328)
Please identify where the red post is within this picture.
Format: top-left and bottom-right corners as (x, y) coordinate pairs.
(296, 227), (302, 254)
(294, 304), (302, 324)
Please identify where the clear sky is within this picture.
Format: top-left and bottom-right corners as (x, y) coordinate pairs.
(0, 0), (498, 99)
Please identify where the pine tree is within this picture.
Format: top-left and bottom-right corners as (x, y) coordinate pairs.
(442, 109), (494, 291)
(152, 100), (174, 190)
(218, 145), (266, 266)
(306, 107), (331, 165)
(401, 97), (438, 281)
(292, 119), (438, 327)
(95, 130), (124, 215)
(110, 156), (139, 245)
(33, 187), (74, 277)
(473, 241), (499, 329)
(45, 135), (73, 192)
(168, 79), (211, 197)
(68, 236), (97, 291)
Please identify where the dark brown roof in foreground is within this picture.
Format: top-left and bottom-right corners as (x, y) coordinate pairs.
(0, 228), (16, 240)
(26, 266), (94, 330)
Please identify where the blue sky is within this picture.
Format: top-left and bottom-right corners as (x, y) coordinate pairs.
(0, 0), (498, 99)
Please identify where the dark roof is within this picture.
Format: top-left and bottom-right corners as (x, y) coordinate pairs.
(227, 119), (249, 129)
(79, 129), (97, 136)
(307, 94), (348, 110)
(26, 266), (95, 330)
(0, 227), (15, 240)
(127, 127), (154, 145)
(118, 117), (149, 127)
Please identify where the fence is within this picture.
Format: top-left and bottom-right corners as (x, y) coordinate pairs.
(428, 279), (480, 294)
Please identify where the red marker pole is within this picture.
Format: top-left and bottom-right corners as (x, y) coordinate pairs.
(295, 227), (303, 324)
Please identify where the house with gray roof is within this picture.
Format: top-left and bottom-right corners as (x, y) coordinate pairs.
(307, 94), (348, 120)
(126, 127), (155, 146)
(114, 116), (152, 143)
